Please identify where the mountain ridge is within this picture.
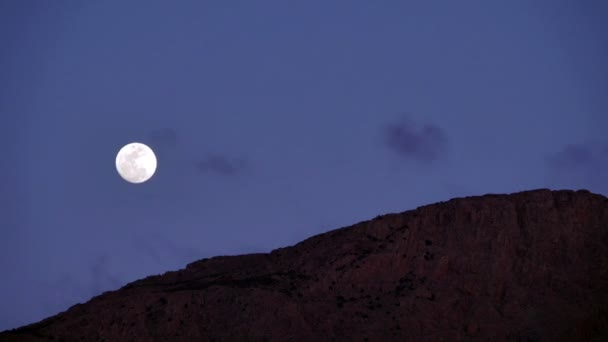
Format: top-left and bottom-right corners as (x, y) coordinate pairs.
(2, 188), (607, 341)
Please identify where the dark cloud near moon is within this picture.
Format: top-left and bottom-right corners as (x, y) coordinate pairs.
(148, 128), (178, 148)
(145, 128), (249, 178)
(383, 115), (448, 163)
(196, 155), (248, 176)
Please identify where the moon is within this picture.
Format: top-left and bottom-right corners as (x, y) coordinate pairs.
(115, 142), (157, 184)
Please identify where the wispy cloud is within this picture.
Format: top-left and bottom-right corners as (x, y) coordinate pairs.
(148, 128), (178, 148)
(548, 143), (595, 166)
(89, 255), (122, 295)
(132, 232), (203, 266)
(546, 141), (608, 195)
(383, 115), (448, 163)
(196, 154), (248, 176)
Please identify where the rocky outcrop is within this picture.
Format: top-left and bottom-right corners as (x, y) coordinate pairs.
(2, 189), (607, 341)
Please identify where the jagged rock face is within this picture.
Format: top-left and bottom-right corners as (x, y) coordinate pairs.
(2, 189), (608, 341)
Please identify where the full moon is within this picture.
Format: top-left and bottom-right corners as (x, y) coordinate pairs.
(115, 142), (157, 184)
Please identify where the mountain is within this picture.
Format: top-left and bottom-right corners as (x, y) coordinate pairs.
(2, 189), (607, 341)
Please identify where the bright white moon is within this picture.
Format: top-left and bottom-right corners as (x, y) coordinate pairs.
(115, 142), (157, 184)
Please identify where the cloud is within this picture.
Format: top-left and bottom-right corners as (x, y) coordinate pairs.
(129, 232), (206, 277)
(383, 115), (448, 163)
(196, 154), (248, 176)
(548, 143), (595, 166)
(148, 128), (177, 148)
(89, 255), (122, 295)
(132, 232), (203, 266)
(546, 141), (608, 195)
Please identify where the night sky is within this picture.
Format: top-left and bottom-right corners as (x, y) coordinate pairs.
(1, 1), (606, 331)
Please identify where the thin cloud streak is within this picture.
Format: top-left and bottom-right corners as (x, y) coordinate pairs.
(548, 143), (595, 166)
(546, 141), (608, 195)
(148, 128), (178, 148)
(196, 155), (249, 176)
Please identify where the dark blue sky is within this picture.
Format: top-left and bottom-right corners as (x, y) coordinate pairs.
(1, 0), (606, 330)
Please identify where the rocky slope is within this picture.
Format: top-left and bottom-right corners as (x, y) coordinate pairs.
(1, 189), (607, 341)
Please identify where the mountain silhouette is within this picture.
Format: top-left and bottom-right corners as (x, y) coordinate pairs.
(2, 189), (607, 341)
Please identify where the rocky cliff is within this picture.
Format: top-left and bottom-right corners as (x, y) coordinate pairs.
(2, 189), (607, 341)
